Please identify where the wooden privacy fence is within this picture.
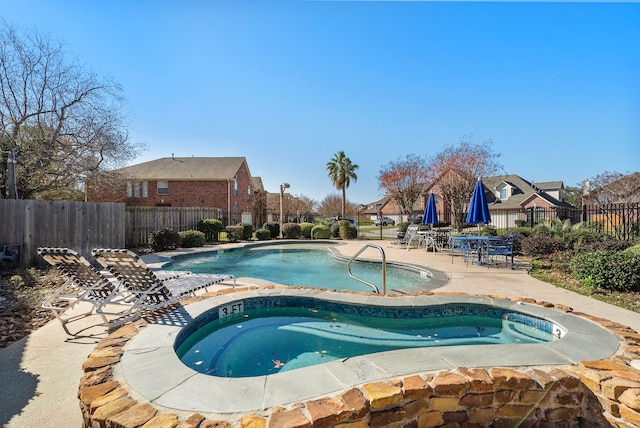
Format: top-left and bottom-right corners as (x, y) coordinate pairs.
(0, 200), (125, 267)
(125, 206), (223, 247)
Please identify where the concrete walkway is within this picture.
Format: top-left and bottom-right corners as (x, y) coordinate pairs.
(2, 240), (640, 427)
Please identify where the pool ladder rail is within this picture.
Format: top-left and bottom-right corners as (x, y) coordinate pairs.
(346, 244), (387, 295)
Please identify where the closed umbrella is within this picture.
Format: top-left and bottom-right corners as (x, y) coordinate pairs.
(422, 192), (440, 252)
(466, 178), (492, 263)
(422, 192), (438, 226)
(466, 178), (491, 227)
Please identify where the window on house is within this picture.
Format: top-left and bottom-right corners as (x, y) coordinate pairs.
(499, 188), (508, 200)
(234, 180), (238, 196)
(248, 186), (252, 199)
(157, 181), (169, 195)
(126, 181), (148, 198)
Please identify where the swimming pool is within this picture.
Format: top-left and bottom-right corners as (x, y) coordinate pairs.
(166, 243), (447, 292)
(175, 297), (558, 378)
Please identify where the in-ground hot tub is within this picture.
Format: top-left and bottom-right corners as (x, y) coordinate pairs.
(174, 295), (563, 378)
(118, 289), (619, 415)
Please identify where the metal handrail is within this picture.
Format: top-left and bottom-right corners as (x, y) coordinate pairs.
(346, 244), (387, 294)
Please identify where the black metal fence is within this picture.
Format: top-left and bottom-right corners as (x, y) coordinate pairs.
(482, 204), (638, 241)
(361, 203), (639, 241)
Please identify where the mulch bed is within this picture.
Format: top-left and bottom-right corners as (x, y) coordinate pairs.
(0, 268), (60, 349)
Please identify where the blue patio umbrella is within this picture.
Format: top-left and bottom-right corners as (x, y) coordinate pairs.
(466, 178), (491, 225)
(422, 192), (439, 226)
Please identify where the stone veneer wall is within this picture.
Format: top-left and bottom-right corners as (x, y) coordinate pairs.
(78, 287), (640, 428)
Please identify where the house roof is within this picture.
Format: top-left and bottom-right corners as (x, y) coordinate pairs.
(534, 181), (564, 191)
(482, 174), (572, 209)
(583, 172), (640, 204)
(117, 157), (249, 181)
(251, 176), (264, 191)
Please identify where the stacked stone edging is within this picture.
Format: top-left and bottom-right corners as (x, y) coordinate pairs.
(78, 287), (640, 427)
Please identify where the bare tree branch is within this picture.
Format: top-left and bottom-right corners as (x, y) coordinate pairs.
(0, 22), (143, 199)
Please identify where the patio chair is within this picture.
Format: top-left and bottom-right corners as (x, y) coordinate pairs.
(91, 248), (236, 318)
(422, 230), (449, 253)
(449, 235), (476, 265)
(37, 247), (115, 335)
(394, 224), (423, 250)
(485, 234), (516, 269)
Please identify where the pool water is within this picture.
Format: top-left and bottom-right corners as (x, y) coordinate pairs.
(176, 306), (555, 378)
(168, 247), (442, 292)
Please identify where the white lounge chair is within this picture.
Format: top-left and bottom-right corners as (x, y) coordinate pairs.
(38, 247), (115, 335)
(92, 248), (235, 318)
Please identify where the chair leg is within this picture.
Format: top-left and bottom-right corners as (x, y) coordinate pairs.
(46, 302), (99, 336)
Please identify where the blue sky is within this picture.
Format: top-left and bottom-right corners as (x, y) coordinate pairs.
(3, 1), (639, 204)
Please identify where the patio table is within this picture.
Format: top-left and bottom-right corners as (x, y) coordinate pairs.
(450, 235), (503, 265)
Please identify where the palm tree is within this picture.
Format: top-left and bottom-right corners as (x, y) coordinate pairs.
(326, 151), (359, 218)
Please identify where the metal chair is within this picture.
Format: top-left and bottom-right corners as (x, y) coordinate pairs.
(485, 234), (516, 269)
(450, 235), (476, 265)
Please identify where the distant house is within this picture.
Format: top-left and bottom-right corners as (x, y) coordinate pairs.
(580, 172), (640, 239)
(362, 195), (424, 225)
(87, 156), (265, 225)
(581, 172), (640, 207)
(479, 175), (574, 227)
(364, 173), (574, 228)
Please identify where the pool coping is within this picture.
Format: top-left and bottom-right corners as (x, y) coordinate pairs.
(117, 287), (620, 417)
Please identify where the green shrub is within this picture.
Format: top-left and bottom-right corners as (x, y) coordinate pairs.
(519, 235), (566, 259)
(311, 225), (331, 239)
(237, 223), (253, 240)
(570, 250), (640, 292)
(179, 230), (206, 248)
(624, 244), (640, 256)
(532, 218), (571, 237)
(150, 228), (181, 252)
(330, 221), (341, 238)
(480, 225), (498, 236)
(588, 240), (634, 252)
(509, 233), (527, 256)
(263, 222), (280, 239)
(197, 218), (225, 242)
(255, 228), (271, 241)
(225, 225), (244, 242)
(299, 222), (314, 239)
(282, 223), (301, 239)
(509, 227), (533, 238)
(565, 227), (611, 251)
(339, 220), (357, 240)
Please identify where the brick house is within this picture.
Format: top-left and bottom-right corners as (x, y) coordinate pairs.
(580, 172), (640, 236)
(87, 156), (265, 225)
(581, 172), (640, 207)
